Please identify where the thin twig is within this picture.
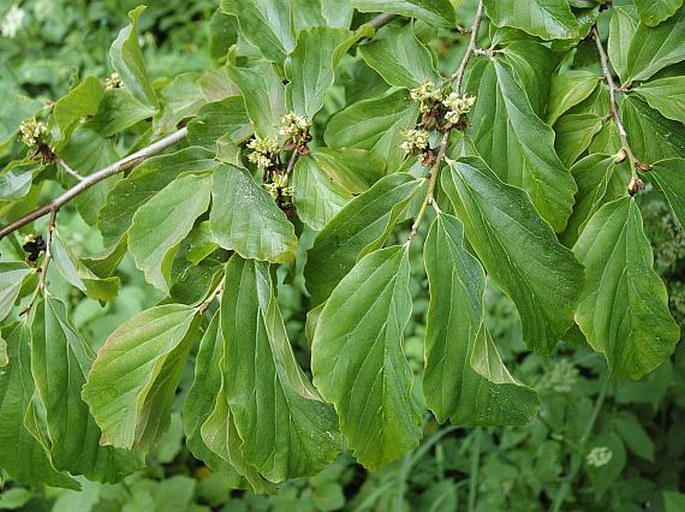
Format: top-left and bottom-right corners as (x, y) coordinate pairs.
(0, 127), (188, 240)
(198, 278), (224, 315)
(285, 149), (300, 176)
(591, 25), (640, 179)
(55, 156), (85, 182)
(409, 1), (485, 240)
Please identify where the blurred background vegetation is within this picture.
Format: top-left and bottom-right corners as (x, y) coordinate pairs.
(1, 0), (684, 510)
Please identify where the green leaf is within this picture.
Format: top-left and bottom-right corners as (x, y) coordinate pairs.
(573, 197), (680, 379)
(221, 256), (340, 481)
(359, 22), (440, 89)
(210, 165), (298, 263)
(286, 27), (354, 119)
(352, 0), (456, 27)
(649, 158), (685, 230)
(608, 6), (640, 84)
(481, 0), (580, 40)
(130, 172), (213, 291)
(87, 89), (157, 137)
(441, 157), (583, 354)
(312, 245), (422, 471)
(98, 146), (216, 247)
(182, 313), (246, 485)
(467, 59), (577, 232)
(154, 72), (208, 133)
(0, 161), (39, 202)
(31, 296), (143, 481)
(633, 0), (683, 27)
(51, 234), (121, 302)
(622, 95), (685, 162)
(305, 172), (421, 304)
(0, 262), (32, 322)
(110, 5), (158, 108)
(292, 155), (352, 231)
(310, 148), (387, 194)
(547, 70), (600, 126)
(625, 7), (685, 82)
(634, 76), (685, 124)
(615, 411), (655, 461)
(423, 214), (538, 425)
(0, 333), (7, 368)
(290, 0), (354, 29)
(554, 113), (604, 166)
(561, 154), (631, 246)
(220, 0), (294, 63)
(83, 304), (199, 449)
(52, 76), (104, 142)
(665, 491), (685, 512)
(0, 323), (80, 490)
(324, 89), (420, 172)
(226, 62), (287, 138)
(187, 96), (250, 151)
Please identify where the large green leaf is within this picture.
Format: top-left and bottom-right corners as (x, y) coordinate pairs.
(220, 0), (294, 63)
(292, 155), (352, 231)
(87, 88), (157, 137)
(423, 214), (538, 425)
(359, 22), (440, 89)
(482, 0), (580, 40)
(0, 262), (32, 322)
(310, 148), (387, 194)
(82, 304), (199, 449)
(187, 96), (251, 149)
(31, 297), (143, 481)
(634, 77), (685, 124)
(353, 0), (456, 26)
(561, 154), (631, 246)
(129, 172), (213, 291)
(649, 158), (685, 230)
(554, 113), (604, 166)
(110, 6), (158, 108)
(286, 27), (355, 119)
(226, 62), (287, 138)
(305, 172), (421, 304)
(467, 59), (577, 232)
(625, 7), (685, 82)
(0, 323), (79, 490)
(312, 246), (422, 471)
(608, 6), (640, 84)
(324, 89), (420, 172)
(220, 256), (339, 481)
(52, 76), (104, 142)
(210, 165), (298, 263)
(441, 157), (583, 354)
(98, 147), (216, 247)
(290, 0), (354, 29)
(546, 70), (600, 126)
(154, 72), (208, 133)
(622, 95), (685, 162)
(633, 0), (683, 27)
(182, 313), (246, 486)
(573, 197), (680, 379)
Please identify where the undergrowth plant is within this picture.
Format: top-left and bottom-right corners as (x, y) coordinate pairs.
(1, 0), (684, 506)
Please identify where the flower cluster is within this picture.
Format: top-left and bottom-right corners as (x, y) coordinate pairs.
(442, 92), (476, 124)
(105, 72), (124, 90)
(279, 113), (310, 143)
(409, 81), (444, 113)
(539, 359), (579, 393)
(19, 117), (48, 147)
(264, 172), (294, 202)
(1, 5), (25, 39)
(586, 446), (613, 468)
(246, 135), (279, 170)
(400, 128), (429, 156)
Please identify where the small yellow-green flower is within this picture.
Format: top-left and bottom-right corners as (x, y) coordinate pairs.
(19, 117), (48, 147)
(105, 72), (124, 90)
(279, 112), (310, 140)
(410, 81), (443, 112)
(247, 135), (279, 169)
(400, 128), (429, 156)
(443, 92), (476, 124)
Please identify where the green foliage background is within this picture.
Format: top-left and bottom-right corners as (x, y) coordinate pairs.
(1, 0), (684, 510)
